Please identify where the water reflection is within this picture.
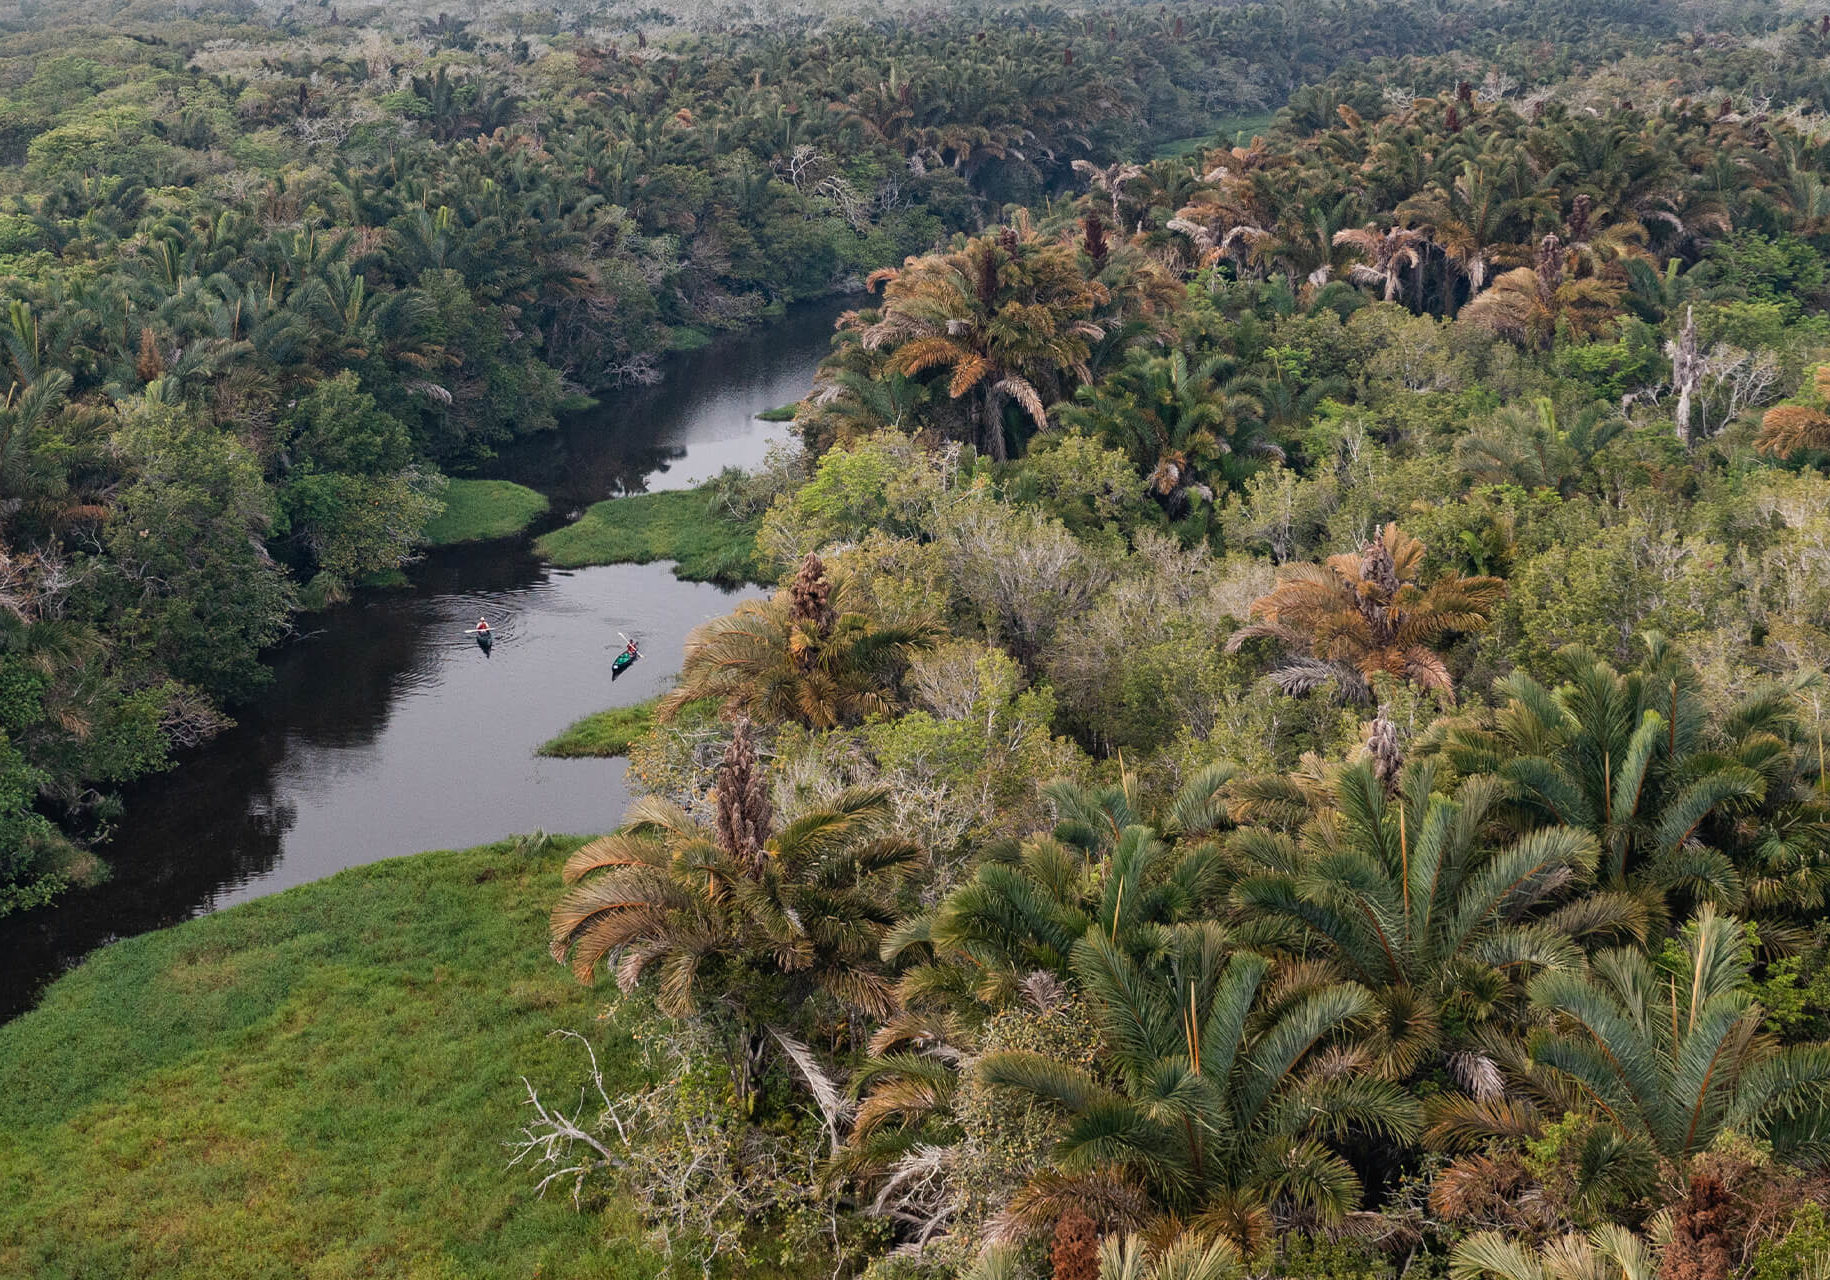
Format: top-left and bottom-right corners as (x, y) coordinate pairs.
(0, 298), (848, 1019)
(487, 298), (847, 504)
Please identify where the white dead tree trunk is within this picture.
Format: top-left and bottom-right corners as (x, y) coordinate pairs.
(1668, 304), (1700, 445)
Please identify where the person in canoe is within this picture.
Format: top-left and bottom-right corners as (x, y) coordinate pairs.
(611, 637), (639, 678)
(472, 617), (493, 654)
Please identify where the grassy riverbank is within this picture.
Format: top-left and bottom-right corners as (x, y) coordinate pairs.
(539, 697), (660, 758)
(534, 487), (761, 585)
(0, 840), (654, 1280)
(424, 478), (550, 547)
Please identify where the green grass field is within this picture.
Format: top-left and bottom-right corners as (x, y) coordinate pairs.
(1150, 112), (1279, 159)
(538, 698), (660, 758)
(533, 488), (762, 585)
(0, 840), (655, 1280)
(423, 478), (550, 547)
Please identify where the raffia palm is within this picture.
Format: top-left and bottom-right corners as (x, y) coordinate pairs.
(860, 219), (1108, 460)
(1233, 757), (1601, 1081)
(1225, 524), (1503, 700)
(661, 553), (939, 729)
(549, 727), (921, 1020)
(1461, 234), (1625, 349)
(979, 927), (1420, 1241)
(1754, 365), (1830, 457)
(1332, 224), (1426, 302)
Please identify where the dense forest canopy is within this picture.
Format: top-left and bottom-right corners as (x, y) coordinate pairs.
(1, 0), (1779, 912)
(16, 0), (1830, 1274)
(517, 5), (1830, 1280)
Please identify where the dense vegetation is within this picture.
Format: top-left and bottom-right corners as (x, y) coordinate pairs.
(18, 0), (1830, 1277)
(506, 5), (1830, 1280)
(3, 0), (1558, 910)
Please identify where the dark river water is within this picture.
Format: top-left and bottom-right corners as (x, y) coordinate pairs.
(0, 299), (849, 1020)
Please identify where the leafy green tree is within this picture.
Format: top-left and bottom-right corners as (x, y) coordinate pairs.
(103, 401), (292, 699)
(282, 371), (412, 475)
(280, 469), (444, 589)
(0, 730), (61, 916)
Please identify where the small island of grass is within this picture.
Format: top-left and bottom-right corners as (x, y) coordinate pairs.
(0, 839), (654, 1279)
(533, 487), (762, 585)
(755, 402), (800, 422)
(539, 697), (660, 758)
(422, 478), (550, 547)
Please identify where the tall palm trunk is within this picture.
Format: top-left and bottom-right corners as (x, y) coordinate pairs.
(982, 384), (1009, 462)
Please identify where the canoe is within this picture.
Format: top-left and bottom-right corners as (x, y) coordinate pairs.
(611, 649), (637, 675)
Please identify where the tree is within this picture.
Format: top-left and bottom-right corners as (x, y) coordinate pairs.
(1462, 235), (1624, 350)
(1525, 906), (1830, 1164)
(1436, 641), (1767, 902)
(550, 719), (922, 1105)
(104, 401), (293, 699)
(1449, 1224), (1656, 1280)
(281, 370), (412, 475)
(1333, 224), (1426, 305)
(1235, 756), (1600, 1078)
(1754, 365), (1830, 458)
(280, 468), (444, 590)
(860, 223), (1108, 461)
(1060, 348), (1277, 509)
(1225, 524), (1503, 701)
(662, 553), (939, 729)
(980, 930), (1419, 1241)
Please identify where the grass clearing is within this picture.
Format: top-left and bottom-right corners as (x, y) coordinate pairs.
(0, 839), (656, 1280)
(423, 478), (550, 547)
(534, 487), (762, 585)
(539, 697), (660, 758)
(1150, 112), (1279, 159)
(755, 403), (799, 422)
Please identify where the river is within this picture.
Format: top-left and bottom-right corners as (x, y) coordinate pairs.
(0, 299), (850, 1021)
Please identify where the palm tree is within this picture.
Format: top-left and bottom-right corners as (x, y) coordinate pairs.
(861, 222), (1107, 461)
(1398, 154), (1544, 299)
(550, 719), (921, 1106)
(980, 929), (1419, 1240)
(1332, 224), (1426, 304)
(1225, 524), (1504, 702)
(1462, 235), (1624, 350)
(1525, 905), (1830, 1164)
(1435, 640), (1766, 902)
(842, 770), (1247, 1229)
(1234, 756), (1601, 1079)
(1095, 1233), (1245, 1280)
(662, 553), (939, 729)
(1060, 348), (1276, 509)
(1755, 365), (1830, 458)
(1449, 1225), (1656, 1280)
(1453, 398), (1626, 498)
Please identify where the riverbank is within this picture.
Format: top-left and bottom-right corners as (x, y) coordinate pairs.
(539, 697), (660, 758)
(424, 478), (551, 547)
(0, 840), (655, 1279)
(535, 487), (763, 585)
